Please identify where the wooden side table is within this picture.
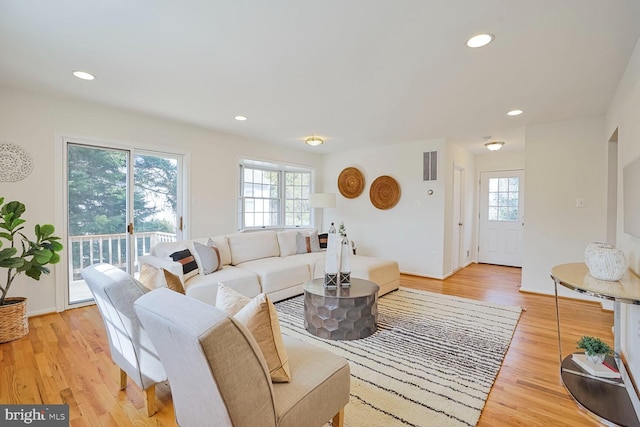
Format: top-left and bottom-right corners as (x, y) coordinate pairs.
(551, 262), (640, 426)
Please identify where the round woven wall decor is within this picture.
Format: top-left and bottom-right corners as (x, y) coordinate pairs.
(338, 167), (365, 199)
(0, 143), (33, 182)
(370, 175), (400, 210)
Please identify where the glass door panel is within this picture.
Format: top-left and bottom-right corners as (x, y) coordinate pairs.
(132, 152), (180, 275)
(67, 144), (128, 304)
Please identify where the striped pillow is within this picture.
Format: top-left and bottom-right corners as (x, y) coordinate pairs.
(169, 249), (198, 281)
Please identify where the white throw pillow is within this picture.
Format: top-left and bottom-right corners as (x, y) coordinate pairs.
(192, 240), (222, 275)
(277, 230), (298, 257)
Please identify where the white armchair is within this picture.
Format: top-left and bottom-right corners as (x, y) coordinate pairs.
(81, 263), (167, 416)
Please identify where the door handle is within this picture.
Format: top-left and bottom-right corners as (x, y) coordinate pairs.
(458, 223), (463, 226)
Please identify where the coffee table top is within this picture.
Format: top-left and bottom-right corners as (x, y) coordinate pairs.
(304, 278), (379, 298)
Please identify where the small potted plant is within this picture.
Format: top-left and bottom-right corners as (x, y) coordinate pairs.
(577, 335), (612, 364)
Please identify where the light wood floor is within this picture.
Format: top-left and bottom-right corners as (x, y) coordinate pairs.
(0, 263), (616, 426)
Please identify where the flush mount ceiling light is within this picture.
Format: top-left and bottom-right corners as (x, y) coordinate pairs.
(72, 70), (96, 80)
(466, 33), (494, 48)
(485, 141), (505, 151)
(234, 115), (248, 121)
(507, 109), (524, 116)
(305, 136), (324, 146)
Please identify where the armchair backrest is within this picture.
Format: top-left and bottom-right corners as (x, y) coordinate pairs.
(81, 263), (166, 390)
(134, 288), (277, 427)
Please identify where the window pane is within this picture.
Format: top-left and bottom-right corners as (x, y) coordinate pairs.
(498, 207), (510, 221)
(489, 193), (498, 206)
(509, 178), (519, 192)
(489, 178), (499, 192)
(241, 163), (311, 229)
(488, 207), (498, 220)
(498, 178), (509, 191)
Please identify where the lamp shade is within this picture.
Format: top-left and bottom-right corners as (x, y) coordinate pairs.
(309, 193), (336, 208)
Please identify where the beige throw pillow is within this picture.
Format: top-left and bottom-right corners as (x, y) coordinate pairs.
(139, 264), (185, 294)
(215, 283), (251, 316)
(234, 294), (291, 383)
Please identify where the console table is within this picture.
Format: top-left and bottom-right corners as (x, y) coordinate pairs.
(551, 263), (640, 426)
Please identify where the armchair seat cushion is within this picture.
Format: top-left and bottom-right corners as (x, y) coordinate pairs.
(274, 335), (350, 427)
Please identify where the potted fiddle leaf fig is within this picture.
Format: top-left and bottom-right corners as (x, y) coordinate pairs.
(0, 197), (63, 343)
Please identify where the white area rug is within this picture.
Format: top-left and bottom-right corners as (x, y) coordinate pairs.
(275, 287), (522, 427)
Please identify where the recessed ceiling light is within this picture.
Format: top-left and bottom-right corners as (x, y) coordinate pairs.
(507, 109), (524, 116)
(305, 136), (324, 146)
(72, 70), (96, 81)
(234, 115), (248, 121)
(466, 34), (494, 48)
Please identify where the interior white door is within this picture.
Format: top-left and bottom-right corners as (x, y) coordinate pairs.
(452, 166), (462, 271)
(478, 170), (524, 267)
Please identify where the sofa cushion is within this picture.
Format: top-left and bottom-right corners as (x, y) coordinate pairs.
(215, 283), (251, 316)
(296, 230), (320, 254)
(277, 230), (298, 257)
(184, 266), (261, 306)
(209, 235), (231, 266)
(228, 231), (280, 265)
(153, 241), (188, 258)
(237, 257), (310, 294)
(285, 252), (325, 272)
(235, 293), (291, 383)
(192, 240), (222, 275)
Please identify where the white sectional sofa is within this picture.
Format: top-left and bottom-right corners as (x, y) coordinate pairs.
(139, 230), (400, 306)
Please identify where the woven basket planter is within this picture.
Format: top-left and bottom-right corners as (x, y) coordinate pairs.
(0, 297), (29, 343)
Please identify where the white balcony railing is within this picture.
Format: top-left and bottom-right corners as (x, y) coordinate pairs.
(68, 231), (176, 281)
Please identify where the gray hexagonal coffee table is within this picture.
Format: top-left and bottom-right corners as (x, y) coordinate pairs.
(304, 278), (379, 340)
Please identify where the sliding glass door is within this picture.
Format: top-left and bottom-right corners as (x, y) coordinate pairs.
(67, 142), (183, 305)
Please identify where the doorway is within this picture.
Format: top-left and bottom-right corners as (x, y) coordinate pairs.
(478, 170), (524, 267)
(65, 141), (184, 306)
(452, 165), (465, 272)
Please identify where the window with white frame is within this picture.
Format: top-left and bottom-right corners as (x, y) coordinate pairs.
(239, 160), (313, 229)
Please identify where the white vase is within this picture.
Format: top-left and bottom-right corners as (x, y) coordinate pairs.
(584, 242), (627, 281)
(586, 353), (606, 364)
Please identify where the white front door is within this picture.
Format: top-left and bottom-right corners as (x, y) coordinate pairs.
(478, 170), (524, 267)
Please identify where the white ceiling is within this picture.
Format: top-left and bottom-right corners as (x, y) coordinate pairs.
(2, 1), (640, 154)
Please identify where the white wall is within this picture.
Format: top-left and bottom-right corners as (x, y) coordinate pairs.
(521, 116), (608, 298)
(475, 151), (525, 172)
(0, 86), (323, 315)
(320, 138), (475, 279)
(607, 36), (640, 389)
